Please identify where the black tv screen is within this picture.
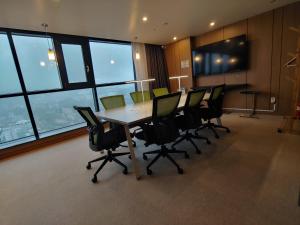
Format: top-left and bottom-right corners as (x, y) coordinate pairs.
(192, 35), (248, 76)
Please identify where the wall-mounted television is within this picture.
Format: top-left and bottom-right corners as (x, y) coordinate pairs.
(192, 35), (249, 77)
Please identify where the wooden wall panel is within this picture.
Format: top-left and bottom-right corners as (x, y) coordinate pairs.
(278, 2), (300, 115)
(164, 2), (300, 114)
(164, 38), (193, 92)
(271, 8), (284, 113)
(224, 20), (247, 39)
(247, 11), (273, 110)
(193, 29), (223, 47)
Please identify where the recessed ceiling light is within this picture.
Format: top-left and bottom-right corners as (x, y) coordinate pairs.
(110, 59), (115, 64)
(173, 36), (177, 41)
(209, 21), (216, 27)
(142, 16), (148, 22)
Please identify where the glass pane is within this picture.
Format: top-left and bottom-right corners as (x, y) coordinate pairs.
(97, 84), (135, 110)
(12, 35), (62, 91)
(29, 89), (94, 137)
(0, 97), (35, 149)
(62, 44), (87, 83)
(0, 33), (22, 95)
(90, 42), (135, 84)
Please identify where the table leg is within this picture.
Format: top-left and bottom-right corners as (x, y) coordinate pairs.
(124, 125), (141, 180)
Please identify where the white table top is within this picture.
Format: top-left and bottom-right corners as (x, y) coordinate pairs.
(95, 95), (186, 126)
(95, 93), (210, 126)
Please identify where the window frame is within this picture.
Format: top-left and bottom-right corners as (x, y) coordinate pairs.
(0, 27), (137, 151)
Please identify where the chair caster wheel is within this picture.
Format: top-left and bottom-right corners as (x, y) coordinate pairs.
(177, 168), (184, 174)
(226, 129), (230, 133)
(133, 143), (136, 147)
(147, 169), (152, 175)
(128, 155), (132, 159)
(86, 164), (91, 170)
(123, 169), (128, 175)
(206, 140), (211, 145)
(143, 155), (148, 160)
(91, 176), (98, 183)
(185, 153), (190, 159)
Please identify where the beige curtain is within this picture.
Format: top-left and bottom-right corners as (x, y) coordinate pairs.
(131, 42), (149, 91)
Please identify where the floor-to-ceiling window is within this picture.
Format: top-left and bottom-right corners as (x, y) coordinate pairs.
(0, 29), (135, 150)
(89, 41), (136, 109)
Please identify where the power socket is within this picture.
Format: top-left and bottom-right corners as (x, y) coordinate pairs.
(271, 96), (276, 104)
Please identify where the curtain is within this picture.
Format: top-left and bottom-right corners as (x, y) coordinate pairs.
(145, 44), (170, 91)
(131, 43), (149, 91)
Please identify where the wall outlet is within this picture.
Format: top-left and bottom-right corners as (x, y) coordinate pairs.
(271, 96), (276, 104)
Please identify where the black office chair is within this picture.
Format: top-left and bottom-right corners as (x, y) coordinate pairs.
(196, 84), (230, 138)
(74, 106), (130, 183)
(135, 92), (188, 175)
(172, 89), (211, 154)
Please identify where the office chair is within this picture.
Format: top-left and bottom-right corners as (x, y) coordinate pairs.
(152, 87), (169, 97)
(172, 89), (211, 154)
(100, 94), (136, 147)
(73, 106), (130, 183)
(196, 84), (230, 138)
(100, 95), (126, 110)
(130, 91), (151, 104)
(135, 92), (188, 175)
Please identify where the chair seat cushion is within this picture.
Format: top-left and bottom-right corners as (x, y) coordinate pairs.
(136, 119), (179, 146)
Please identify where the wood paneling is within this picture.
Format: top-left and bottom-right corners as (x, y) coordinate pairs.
(164, 38), (193, 92)
(164, 2), (300, 114)
(278, 2), (300, 115)
(224, 20), (247, 39)
(271, 8), (284, 113)
(193, 29), (223, 47)
(247, 11), (273, 110)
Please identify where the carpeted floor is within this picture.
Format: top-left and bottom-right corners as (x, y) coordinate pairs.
(0, 114), (300, 225)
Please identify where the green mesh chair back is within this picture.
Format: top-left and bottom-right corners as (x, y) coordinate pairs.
(208, 84), (225, 117)
(153, 92), (181, 119)
(100, 95), (126, 110)
(130, 91), (151, 104)
(185, 89), (206, 108)
(210, 85), (225, 100)
(73, 106), (104, 145)
(153, 87), (169, 97)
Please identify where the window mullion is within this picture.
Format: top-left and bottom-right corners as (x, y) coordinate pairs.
(7, 32), (40, 140)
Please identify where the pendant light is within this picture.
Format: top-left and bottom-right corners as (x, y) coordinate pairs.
(41, 23), (56, 61)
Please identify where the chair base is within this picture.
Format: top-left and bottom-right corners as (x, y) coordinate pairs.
(172, 130), (211, 154)
(196, 120), (230, 139)
(142, 145), (186, 175)
(86, 150), (130, 183)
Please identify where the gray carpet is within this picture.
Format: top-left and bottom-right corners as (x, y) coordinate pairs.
(0, 114), (300, 225)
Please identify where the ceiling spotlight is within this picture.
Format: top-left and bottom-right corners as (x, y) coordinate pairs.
(225, 39), (231, 43)
(142, 16), (148, 22)
(110, 59), (115, 64)
(173, 36), (177, 41)
(209, 21), (215, 27)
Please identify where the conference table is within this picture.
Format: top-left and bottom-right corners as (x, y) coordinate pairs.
(95, 93), (210, 180)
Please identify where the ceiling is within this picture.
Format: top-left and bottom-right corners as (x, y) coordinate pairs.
(0, 0), (298, 44)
